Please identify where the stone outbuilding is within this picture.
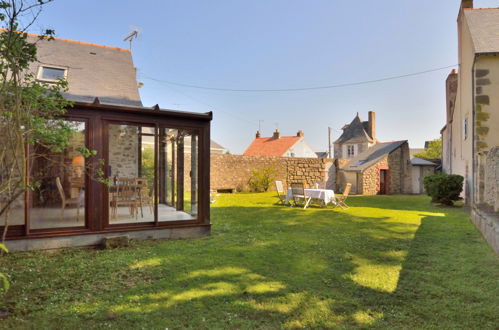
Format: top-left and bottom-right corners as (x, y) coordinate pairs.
(337, 141), (411, 195)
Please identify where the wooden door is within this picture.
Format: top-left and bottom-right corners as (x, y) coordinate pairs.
(379, 170), (388, 195)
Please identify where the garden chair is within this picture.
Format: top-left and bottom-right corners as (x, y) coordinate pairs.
(275, 181), (287, 205)
(335, 183), (352, 209)
(135, 178), (153, 218)
(110, 177), (139, 219)
(290, 182), (312, 209)
(56, 177), (84, 222)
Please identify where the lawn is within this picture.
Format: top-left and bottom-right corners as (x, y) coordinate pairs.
(1, 193), (498, 329)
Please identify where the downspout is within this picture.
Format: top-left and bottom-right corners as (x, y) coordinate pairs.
(471, 56), (476, 205)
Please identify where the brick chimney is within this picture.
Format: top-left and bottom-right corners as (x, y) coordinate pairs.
(296, 130), (304, 137)
(272, 129), (281, 139)
(256, 130), (261, 138)
(461, 0), (473, 9)
(368, 111), (376, 141)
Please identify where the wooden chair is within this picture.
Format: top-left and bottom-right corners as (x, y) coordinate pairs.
(335, 183), (352, 209)
(290, 182), (312, 209)
(56, 177), (84, 222)
(275, 181), (287, 205)
(110, 177), (139, 219)
(135, 178), (153, 218)
(314, 181), (326, 189)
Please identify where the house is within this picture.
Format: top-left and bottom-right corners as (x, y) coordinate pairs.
(336, 141), (411, 195)
(210, 140), (227, 154)
(440, 0), (499, 252)
(243, 129), (317, 158)
(334, 111), (376, 159)
(410, 157), (438, 194)
(2, 33), (212, 251)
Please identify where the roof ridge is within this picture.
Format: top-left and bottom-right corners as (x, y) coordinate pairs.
(3, 29), (131, 52)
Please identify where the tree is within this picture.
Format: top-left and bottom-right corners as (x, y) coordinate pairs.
(414, 137), (442, 160)
(0, 0), (97, 242)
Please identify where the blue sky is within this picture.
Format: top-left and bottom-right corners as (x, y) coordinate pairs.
(30, 0), (499, 153)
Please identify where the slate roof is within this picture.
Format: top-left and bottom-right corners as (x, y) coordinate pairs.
(335, 114), (374, 144)
(243, 136), (301, 157)
(28, 34), (142, 106)
(210, 140), (226, 152)
(464, 8), (499, 54)
(411, 157), (438, 166)
(341, 140), (407, 172)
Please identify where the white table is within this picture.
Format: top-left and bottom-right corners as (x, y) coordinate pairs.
(285, 188), (336, 206)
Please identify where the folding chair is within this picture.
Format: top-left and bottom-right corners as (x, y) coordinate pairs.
(275, 181), (287, 205)
(290, 182), (312, 209)
(335, 183), (352, 209)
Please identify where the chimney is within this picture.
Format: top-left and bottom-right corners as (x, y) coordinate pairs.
(296, 130), (304, 137)
(272, 129), (281, 139)
(461, 0), (473, 9)
(256, 130), (261, 138)
(368, 111), (376, 141)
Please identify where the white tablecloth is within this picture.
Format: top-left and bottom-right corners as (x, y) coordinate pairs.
(285, 188), (336, 205)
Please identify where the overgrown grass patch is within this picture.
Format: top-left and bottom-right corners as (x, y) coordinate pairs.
(1, 194), (498, 328)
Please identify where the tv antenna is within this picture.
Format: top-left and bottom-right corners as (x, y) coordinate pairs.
(258, 120), (264, 132)
(123, 28), (140, 51)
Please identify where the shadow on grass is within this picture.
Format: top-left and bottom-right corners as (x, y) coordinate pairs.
(2, 195), (497, 328)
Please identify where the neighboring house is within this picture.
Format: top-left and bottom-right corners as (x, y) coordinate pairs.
(409, 148), (425, 157)
(334, 111), (376, 159)
(210, 140), (227, 154)
(243, 130), (317, 158)
(2, 34), (212, 251)
(410, 157), (438, 194)
(440, 0), (499, 253)
(336, 141), (411, 195)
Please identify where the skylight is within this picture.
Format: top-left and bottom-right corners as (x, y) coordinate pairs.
(352, 160), (367, 167)
(37, 66), (67, 82)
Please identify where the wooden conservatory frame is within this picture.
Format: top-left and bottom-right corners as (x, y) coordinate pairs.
(3, 101), (212, 251)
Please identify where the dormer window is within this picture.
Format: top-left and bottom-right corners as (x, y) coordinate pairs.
(347, 145), (355, 158)
(37, 65), (67, 82)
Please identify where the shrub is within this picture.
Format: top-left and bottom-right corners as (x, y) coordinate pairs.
(248, 167), (276, 192)
(423, 173), (464, 206)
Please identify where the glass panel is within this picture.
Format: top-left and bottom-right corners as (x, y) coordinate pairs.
(108, 123), (155, 224)
(158, 128), (198, 222)
(30, 121), (86, 229)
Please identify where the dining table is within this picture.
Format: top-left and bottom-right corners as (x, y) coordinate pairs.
(285, 188), (336, 206)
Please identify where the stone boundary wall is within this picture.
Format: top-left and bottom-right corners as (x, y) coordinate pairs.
(471, 206), (499, 254)
(483, 146), (499, 210)
(210, 154), (335, 192)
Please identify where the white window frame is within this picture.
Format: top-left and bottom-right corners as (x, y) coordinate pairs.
(347, 145), (355, 158)
(36, 65), (68, 83)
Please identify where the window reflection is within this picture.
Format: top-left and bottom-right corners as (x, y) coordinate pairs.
(30, 121), (86, 229)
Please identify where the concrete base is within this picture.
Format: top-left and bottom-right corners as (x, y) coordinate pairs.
(5, 226), (210, 252)
(471, 206), (499, 254)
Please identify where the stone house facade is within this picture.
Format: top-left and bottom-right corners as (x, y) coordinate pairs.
(334, 111), (376, 159)
(440, 0), (499, 253)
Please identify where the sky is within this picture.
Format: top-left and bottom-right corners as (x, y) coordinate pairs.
(27, 0), (499, 154)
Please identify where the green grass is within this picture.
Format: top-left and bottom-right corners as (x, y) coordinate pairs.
(1, 193), (498, 329)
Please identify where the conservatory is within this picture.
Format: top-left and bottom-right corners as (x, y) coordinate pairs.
(2, 101), (212, 251)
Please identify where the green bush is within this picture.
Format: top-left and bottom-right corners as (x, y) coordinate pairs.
(423, 173), (464, 205)
(248, 167), (276, 192)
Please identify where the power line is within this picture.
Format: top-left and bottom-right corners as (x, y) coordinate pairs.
(138, 72), (258, 127)
(141, 64), (457, 93)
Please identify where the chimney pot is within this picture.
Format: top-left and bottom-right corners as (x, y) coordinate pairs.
(368, 111), (376, 142)
(256, 130), (261, 138)
(297, 130), (304, 137)
(272, 129), (281, 139)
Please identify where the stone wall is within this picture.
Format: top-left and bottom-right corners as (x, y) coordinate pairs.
(387, 143), (412, 194)
(108, 125), (138, 178)
(360, 157), (388, 195)
(483, 146), (499, 210)
(210, 154), (335, 192)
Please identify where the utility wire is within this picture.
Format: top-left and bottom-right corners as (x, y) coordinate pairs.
(141, 64), (457, 93)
